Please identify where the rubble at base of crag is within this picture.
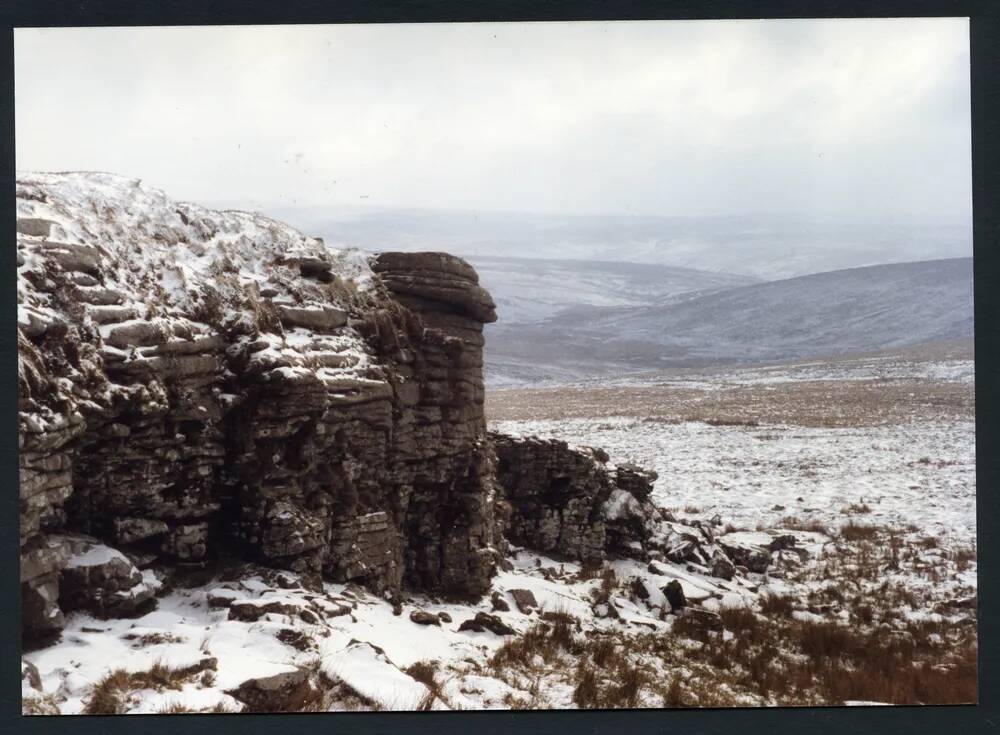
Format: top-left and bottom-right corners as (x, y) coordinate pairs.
(490, 433), (768, 580)
(18, 172), (768, 645)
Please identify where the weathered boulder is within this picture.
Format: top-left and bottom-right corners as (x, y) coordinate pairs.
(320, 642), (431, 710)
(490, 435), (614, 562)
(509, 588), (538, 614)
(458, 612), (516, 636)
(663, 580), (686, 613)
(490, 591), (511, 612)
(228, 597), (310, 623)
(21, 661), (43, 692)
(629, 577), (651, 601)
(718, 535), (772, 574)
(409, 610), (442, 626)
(711, 555), (736, 581)
(679, 607), (723, 634)
(226, 665), (313, 713)
(17, 217), (56, 237)
(276, 304), (348, 332)
(56, 536), (158, 617)
(371, 251), (497, 323)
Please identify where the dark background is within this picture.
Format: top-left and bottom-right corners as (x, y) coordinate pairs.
(0, 2), (996, 734)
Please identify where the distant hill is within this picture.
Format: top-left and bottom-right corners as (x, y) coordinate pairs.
(269, 205), (971, 281)
(484, 257), (974, 384)
(465, 255), (758, 326)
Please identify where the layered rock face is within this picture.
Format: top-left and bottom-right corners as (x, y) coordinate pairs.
(18, 173), (500, 641)
(491, 434), (760, 578)
(491, 434), (659, 562)
(18, 172), (750, 650)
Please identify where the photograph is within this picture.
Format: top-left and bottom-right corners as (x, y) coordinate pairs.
(16, 18), (976, 714)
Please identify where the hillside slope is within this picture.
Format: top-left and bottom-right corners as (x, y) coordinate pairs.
(466, 255), (758, 326)
(486, 257), (974, 382)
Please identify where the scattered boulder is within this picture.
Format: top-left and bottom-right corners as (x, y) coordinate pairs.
(629, 577), (651, 600)
(492, 433), (661, 564)
(663, 580), (686, 613)
(508, 588), (538, 614)
(490, 591), (510, 612)
(17, 217), (55, 237)
(711, 555), (736, 581)
(56, 536), (158, 617)
(207, 588), (241, 609)
(768, 534), (798, 552)
(276, 628), (314, 652)
(226, 665), (313, 713)
(409, 610), (441, 626)
(679, 607), (724, 633)
(228, 598), (308, 623)
(103, 319), (170, 349)
(719, 538), (772, 574)
(662, 532), (707, 565)
(39, 241), (102, 275)
(458, 612), (516, 636)
(593, 600), (621, 620)
(320, 642), (431, 710)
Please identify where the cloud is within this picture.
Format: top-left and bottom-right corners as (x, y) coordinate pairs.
(15, 18), (970, 220)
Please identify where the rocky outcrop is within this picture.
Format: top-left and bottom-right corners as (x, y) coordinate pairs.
(490, 433), (764, 579)
(17, 172), (747, 647)
(17, 173), (501, 642)
(491, 433), (663, 562)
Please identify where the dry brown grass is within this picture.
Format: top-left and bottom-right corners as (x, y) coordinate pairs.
(491, 615), (582, 674)
(628, 605), (977, 707)
(840, 521), (879, 542)
(777, 516), (829, 534)
(700, 417), (760, 428)
(612, 525), (979, 708)
(82, 659), (207, 715)
(82, 657), (230, 715)
(22, 693), (62, 716)
(404, 660), (450, 709)
(571, 663), (599, 707)
(758, 593), (795, 618)
(841, 501), (873, 515)
(569, 648), (649, 709)
(487, 346), (974, 427)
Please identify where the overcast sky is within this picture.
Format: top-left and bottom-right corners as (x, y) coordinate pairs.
(15, 19), (971, 221)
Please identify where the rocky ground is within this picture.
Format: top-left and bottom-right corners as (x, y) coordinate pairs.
(18, 173), (977, 713)
(486, 352), (977, 706)
(23, 350), (977, 713)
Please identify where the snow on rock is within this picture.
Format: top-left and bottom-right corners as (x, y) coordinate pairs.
(19, 172), (505, 656)
(492, 415), (976, 546)
(321, 642), (431, 710)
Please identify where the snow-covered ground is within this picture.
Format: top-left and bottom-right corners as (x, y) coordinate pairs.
(23, 548), (759, 713)
(25, 354), (977, 712)
(20, 259), (977, 713)
(491, 417), (976, 548)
